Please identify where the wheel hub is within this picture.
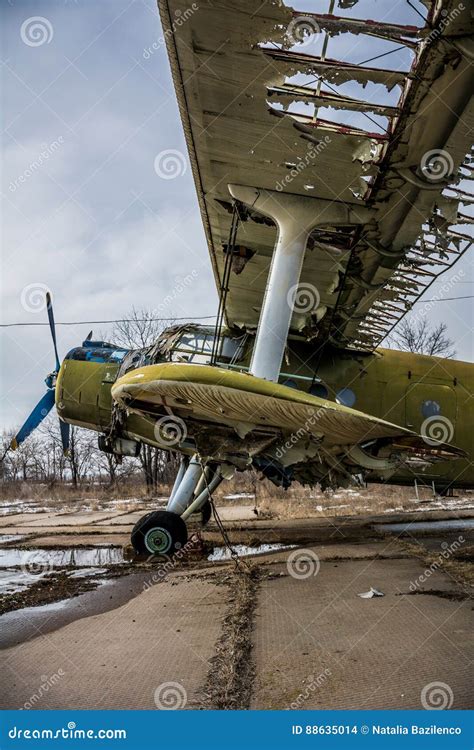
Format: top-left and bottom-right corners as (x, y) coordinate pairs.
(144, 527), (172, 554)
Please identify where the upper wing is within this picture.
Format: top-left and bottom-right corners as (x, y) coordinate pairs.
(159, 0), (473, 349)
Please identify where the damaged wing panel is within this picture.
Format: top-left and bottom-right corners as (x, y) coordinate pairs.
(158, 0), (473, 347)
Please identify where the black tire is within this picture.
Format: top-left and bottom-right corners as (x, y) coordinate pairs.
(201, 500), (212, 526)
(131, 511), (188, 555)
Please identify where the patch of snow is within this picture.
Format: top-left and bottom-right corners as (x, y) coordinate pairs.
(208, 543), (294, 561)
(223, 493), (255, 500)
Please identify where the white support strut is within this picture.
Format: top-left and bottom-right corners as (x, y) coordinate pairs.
(228, 185), (372, 383)
(181, 471), (223, 521)
(169, 456), (188, 504)
(166, 455), (202, 515)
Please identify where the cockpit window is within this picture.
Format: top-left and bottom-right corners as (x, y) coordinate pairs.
(170, 331), (245, 365)
(117, 327), (247, 377)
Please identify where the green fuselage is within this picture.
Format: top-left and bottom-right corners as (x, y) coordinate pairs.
(56, 333), (474, 489)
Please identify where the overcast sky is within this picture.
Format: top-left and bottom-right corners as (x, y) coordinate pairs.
(1, 0), (472, 431)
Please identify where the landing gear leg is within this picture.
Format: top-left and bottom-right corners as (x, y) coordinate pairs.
(130, 458), (222, 554)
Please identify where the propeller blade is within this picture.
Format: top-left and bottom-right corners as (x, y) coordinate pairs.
(46, 292), (61, 373)
(10, 390), (55, 450)
(59, 420), (70, 456)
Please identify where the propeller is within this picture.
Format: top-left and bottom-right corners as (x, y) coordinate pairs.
(10, 293), (70, 455)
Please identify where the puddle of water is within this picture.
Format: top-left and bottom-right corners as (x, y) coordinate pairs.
(208, 543), (294, 561)
(0, 546), (124, 568)
(378, 518), (474, 533)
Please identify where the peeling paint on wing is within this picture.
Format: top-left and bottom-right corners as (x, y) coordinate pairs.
(158, 0), (474, 349)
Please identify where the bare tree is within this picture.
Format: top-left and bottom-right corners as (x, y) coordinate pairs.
(388, 318), (456, 358)
(109, 308), (179, 493)
(108, 307), (171, 349)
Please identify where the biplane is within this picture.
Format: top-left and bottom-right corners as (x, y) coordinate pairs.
(12, 0), (474, 555)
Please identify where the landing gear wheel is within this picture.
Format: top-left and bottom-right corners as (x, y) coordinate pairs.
(201, 499), (212, 526)
(131, 511), (188, 555)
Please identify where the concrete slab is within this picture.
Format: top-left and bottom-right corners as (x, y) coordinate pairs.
(217, 506), (258, 521)
(0, 513), (58, 528)
(251, 553), (472, 710)
(17, 512), (124, 527)
(95, 511), (148, 526)
(2, 576), (225, 710)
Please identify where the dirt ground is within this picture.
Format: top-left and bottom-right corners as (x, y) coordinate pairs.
(0, 494), (472, 711)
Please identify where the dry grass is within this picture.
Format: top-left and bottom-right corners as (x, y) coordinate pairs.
(200, 567), (260, 709)
(1, 474), (472, 520)
(252, 482), (474, 519)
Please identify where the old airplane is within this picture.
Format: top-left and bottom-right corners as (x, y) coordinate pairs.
(11, 0), (474, 556)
